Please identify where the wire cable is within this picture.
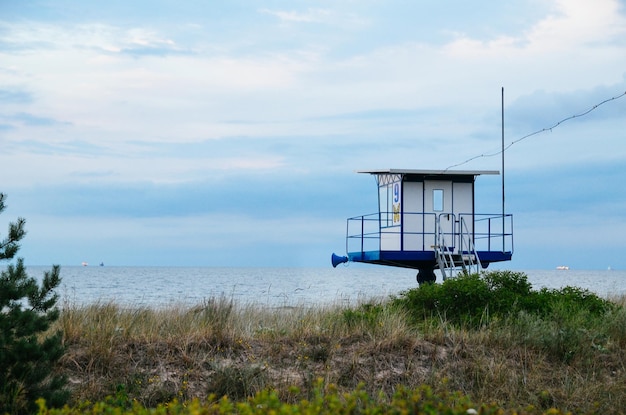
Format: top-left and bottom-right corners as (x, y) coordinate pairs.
(442, 90), (626, 172)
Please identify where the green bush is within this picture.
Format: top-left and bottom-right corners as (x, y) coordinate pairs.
(34, 380), (564, 414)
(392, 271), (614, 328)
(0, 193), (68, 414)
(392, 271), (512, 327)
(392, 270), (618, 363)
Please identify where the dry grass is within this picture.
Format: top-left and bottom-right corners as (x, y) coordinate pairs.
(54, 294), (626, 413)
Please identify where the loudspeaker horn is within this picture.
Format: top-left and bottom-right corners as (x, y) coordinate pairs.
(331, 253), (349, 268)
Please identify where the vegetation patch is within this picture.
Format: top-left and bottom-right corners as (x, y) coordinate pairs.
(391, 270), (614, 329)
(39, 270), (626, 413)
(0, 193), (68, 414)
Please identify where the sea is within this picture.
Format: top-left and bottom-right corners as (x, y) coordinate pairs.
(23, 265), (626, 309)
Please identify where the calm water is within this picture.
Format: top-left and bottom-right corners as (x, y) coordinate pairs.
(24, 265), (626, 308)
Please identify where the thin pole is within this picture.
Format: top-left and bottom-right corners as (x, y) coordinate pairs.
(501, 87), (505, 252)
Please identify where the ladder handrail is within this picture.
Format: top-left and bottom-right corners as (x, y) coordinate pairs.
(459, 216), (482, 275)
(435, 216), (457, 280)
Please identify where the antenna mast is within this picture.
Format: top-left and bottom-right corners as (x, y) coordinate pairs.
(501, 87), (505, 252)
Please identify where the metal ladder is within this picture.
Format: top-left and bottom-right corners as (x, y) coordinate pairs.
(459, 216), (482, 275)
(434, 216), (482, 280)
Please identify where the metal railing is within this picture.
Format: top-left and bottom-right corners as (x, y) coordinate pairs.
(346, 212), (513, 256)
(463, 213), (514, 254)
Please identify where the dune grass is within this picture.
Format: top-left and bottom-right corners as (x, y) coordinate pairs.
(52, 271), (626, 414)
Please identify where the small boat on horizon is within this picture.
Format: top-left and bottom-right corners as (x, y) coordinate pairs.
(556, 265), (569, 270)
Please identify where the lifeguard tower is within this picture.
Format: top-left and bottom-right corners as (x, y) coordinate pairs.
(332, 169), (513, 284)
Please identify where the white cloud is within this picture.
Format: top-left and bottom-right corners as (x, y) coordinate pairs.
(526, 0), (625, 49)
(434, 0), (626, 96)
(258, 7), (367, 29)
(0, 149), (287, 188)
(444, 0), (626, 57)
(125, 27), (175, 48)
(260, 8), (334, 24)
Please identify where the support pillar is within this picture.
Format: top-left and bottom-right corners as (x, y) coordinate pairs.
(416, 266), (437, 285)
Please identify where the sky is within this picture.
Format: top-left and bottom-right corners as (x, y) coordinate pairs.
(1, 0), (625, 270)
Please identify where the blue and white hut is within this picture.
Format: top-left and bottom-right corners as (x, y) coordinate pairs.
(332, 169), (513, 283)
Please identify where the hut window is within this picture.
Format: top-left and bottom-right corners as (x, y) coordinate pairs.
(433, 189), (444, 212)
(379, 185), (392, 226)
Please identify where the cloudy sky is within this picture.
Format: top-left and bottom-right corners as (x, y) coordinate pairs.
(1, 0), (625, 270)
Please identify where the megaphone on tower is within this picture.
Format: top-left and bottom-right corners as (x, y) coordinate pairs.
(331, 253), (349, 268)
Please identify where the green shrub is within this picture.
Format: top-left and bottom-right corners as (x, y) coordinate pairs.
(392, 271), (510, 327)
(392, 271), (614, 329)
(550, 286), (614, 316)
(392, 270), (618, 364)
(35, 380), (561, 414)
